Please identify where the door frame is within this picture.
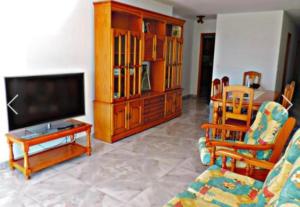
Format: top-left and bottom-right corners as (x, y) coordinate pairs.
(197, 32), (216, 97)
(281, 32), (292, 92)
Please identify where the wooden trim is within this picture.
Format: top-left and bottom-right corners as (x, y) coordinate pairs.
(269, 117), (296, 162)
(197, 33), (216, 97)
(216, 150), (275, 170)
(111, 111), (181, 142)
(201, 123), (249, 132)
(94, 1), (185, 26)
(209, 141), (274, 151)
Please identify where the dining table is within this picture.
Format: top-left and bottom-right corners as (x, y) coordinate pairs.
(210, 89), (280, 125)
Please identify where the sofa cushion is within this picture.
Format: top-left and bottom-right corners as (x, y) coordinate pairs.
(256, 129), (300, 206)
(164, 165), (263, 207)
(243, 102), (288, 160)
(164, 191), (219, 207)
(274, 157), (300, 206)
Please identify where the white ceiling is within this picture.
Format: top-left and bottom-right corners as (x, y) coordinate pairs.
(155, 0), (300, 24)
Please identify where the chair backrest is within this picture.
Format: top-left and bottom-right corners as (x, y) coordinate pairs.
(222, 85), (254, 127)
(257, 129), (300, 206)
(221, 76), (229, 89)
(211, 78), (221, 97)
(243, 71), (261, 86)
(282, 81), (295, 109)
(244, 101), (289, 160)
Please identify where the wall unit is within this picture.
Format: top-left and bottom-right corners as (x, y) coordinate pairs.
(94, 1), (185, 143)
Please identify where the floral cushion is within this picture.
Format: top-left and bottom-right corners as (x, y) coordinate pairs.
(164, 165), (264, 207)
(243, 102), (288, 160)
(274, 157), (300, 206)
(256, 129), (300, 206)
(198, 101), (288, 166)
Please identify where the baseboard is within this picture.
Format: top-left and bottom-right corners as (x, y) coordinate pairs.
(182, 94), (198, 99)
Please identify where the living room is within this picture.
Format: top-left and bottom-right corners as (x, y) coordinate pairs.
(0, 0), (300, 206)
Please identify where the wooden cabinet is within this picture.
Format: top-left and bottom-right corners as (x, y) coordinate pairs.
(174, 90), (182, 112)
(166, 92), (175, 116)
(144, 34), (165, 61)
(113, 29), (142, 101)
(165, 37), (183, 90)
(144, 95), (165, 124)
(128, 100), (143, 129)
(144, 33), (155, 61)
(113, 103), (127, 135)
(166, 89), (182, 117)
(156, 35), (165, 60)
(94, 1), (184, 143)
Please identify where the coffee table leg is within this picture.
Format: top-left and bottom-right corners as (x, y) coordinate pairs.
(22, 144), (30, 179)
(86, 129), (91, 156)
(7, 139), (15, 170)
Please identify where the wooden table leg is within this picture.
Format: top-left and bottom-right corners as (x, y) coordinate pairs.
(22, 144), (30, 180)
(86, 129), (91, 156)
(7, 139), (15, 170)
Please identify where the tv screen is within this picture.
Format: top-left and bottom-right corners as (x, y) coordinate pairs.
(5, 73), (85, 131)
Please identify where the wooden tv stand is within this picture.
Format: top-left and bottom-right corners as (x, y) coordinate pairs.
(6, 119), (92, 179)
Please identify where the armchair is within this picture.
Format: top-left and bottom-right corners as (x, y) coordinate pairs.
(198, 101), (295, 180)
(164, 129), (300, 207)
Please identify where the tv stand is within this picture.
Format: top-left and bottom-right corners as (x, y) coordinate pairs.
(6, 119), (92, 179)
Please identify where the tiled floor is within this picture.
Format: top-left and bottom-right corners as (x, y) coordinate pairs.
(0, 98), (210, 207)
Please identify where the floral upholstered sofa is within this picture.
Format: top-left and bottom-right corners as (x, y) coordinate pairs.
(164, 129), (300, 207)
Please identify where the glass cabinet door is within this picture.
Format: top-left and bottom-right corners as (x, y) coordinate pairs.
(165, 37), (173, 90)
(174, 39), (183, 88)
(113, 29), (128, 101)
(128, 31), (142, 98)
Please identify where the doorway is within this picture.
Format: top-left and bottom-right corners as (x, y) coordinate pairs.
(197, 33), (216, 102)
(281, 32), (291, 92)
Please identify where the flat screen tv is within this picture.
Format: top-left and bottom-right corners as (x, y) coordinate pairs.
(5, 73), (85, 131)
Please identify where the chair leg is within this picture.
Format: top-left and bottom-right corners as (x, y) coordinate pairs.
(222, 156), (226, 168)
(231, 158), (236, 172)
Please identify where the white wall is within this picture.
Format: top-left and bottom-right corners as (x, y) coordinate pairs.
(0, 0), (173, 162)
(213, 11), (284, 90)
(294, 40), (300, 94)
(179, 18), (194, 96)
(190, 19), (217, 95)
(276, 12), (299, 91)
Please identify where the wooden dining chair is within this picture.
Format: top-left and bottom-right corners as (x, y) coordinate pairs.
(211, 78), (221, 97)
(282, 81), (295, 108)
(243, 71), (261, 86)
(221, 76), (229, 91)
(222, 85), (254, 130)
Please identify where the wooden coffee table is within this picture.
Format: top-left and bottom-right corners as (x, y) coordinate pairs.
(6, 119), (92, 179)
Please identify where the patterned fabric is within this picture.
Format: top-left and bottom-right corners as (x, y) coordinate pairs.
(256, 129), (300, 206)
(198, 101), (288, 166)
(165, 129), (300, 207)
(164, 165), (264, 207)
(274, 157), (300, 207)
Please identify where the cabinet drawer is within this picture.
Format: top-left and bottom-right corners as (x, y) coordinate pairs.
(144, 95), (165, 124)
